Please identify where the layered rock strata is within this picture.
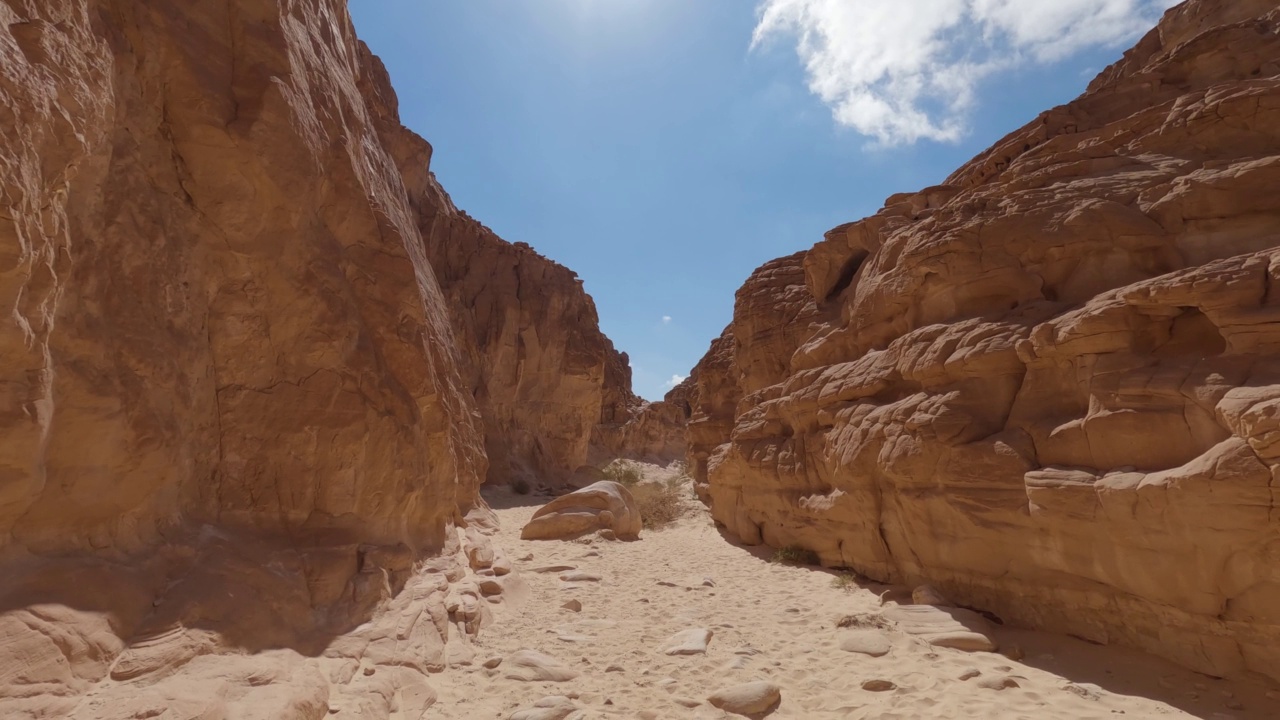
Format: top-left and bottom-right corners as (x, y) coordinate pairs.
(692, 0), (1280, 682)
(0, 0), (647, 715)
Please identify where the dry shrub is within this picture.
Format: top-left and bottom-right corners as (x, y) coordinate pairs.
(602, 460), (643, 486)
(631, 482), (685, 530)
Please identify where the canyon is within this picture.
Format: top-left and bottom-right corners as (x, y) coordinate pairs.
(688, 0), (1280, 686)
(0, 0), (1277, 717)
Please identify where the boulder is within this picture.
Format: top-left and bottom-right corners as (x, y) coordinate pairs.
(521, 482), (642, 541)
(707, 681), (782, 716)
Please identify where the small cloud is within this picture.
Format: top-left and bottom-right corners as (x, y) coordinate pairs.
(662, 315), (673, 324)
(664, 374), (687, 389)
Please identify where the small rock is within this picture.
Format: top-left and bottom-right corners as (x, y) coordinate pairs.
(503, 649), (579, 682)
(702, 577), (716, 587)
(560, 571), (602, 582)
(707, 681), (782, 716)
(674, 697), (701, 708)
(478, 578), (503, 596)
(532, 565), (576, 574)
(661, 628), (713, 656)
(561, 599), (583, 612)
(464, 527), (495, 570)
(518, 553), (535, 562)
(598, 529), (617, 541)
(491, 555), (513, 576)
(508, 695), (579, 720)
(977, 676), (1021, 691)
(1063, 683), (1103, 701)
(862, 679), (896, 692)
(606, 664), (624, 673)
(482, 656), (502, 669)
(839, 630), (892, 657)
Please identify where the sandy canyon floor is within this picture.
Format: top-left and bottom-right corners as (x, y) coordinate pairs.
(428, 463), (1280, 719)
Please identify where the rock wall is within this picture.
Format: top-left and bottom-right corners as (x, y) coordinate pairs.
(0, 0), (644, 715)
(693, 0), (1280, 682)
(593, 354), (691, 466)
(0, 0), (490, 557)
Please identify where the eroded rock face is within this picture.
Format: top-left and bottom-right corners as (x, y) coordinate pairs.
(1, 0), (488, 557)
(693, 0), (1280, 681)
(0, 0), (637, 716)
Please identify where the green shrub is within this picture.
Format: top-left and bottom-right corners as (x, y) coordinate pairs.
(771, 545), (820, 566)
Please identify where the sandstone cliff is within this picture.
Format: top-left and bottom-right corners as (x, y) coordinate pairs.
(692, 0), (1280, 682)
(0, 0), (651, 715)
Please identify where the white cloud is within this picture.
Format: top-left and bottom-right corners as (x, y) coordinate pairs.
(752, 0), (1179, 145)
(664, 374), (687, 389)
(661, 315), (673, 324)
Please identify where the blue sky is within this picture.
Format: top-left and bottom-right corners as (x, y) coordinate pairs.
(349, 0), (1177, 399)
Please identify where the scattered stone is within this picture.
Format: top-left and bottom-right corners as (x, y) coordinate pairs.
(478, 578), (503, 596)
(492, 555), (513, 576)
(606, 664), (624, 673)
(675, 697), (701, 708)
(464, 527), (495, 570)
(707, 681), (782, 716)
(661, 628), (713, 656)
(959, 669), (982, 681)
(561, 599), (583, 612)
(862, 679), (896, 692)
(702, 577), (716, 587)
(482, 656), (503, 669)
(559, 571), (602, 583)
(1063, 683), (1103, 701)
(503, 650), (579, 682)
(657, 581), (678, 587)
(518, 553), (535, 562)
(881, 605), (997, 652)
(839, 630), (892, 657)
(508, 696), (580, 720)
(977, 676), (1021, 691)
(531, 565), (576, 574)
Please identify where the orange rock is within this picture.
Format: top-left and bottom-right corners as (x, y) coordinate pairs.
(689, 0), (1280, 683)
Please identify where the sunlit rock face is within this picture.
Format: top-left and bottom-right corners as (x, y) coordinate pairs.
(0, 0), (489, 556)
(0, 0), (648, 716)
(689, 0), (1280, 681)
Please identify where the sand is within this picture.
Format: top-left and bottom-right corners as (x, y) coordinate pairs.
(433, 462), (1280, 719)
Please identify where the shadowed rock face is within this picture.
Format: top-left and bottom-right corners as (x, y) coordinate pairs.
(0, 0), (655, 715)
(690, 0), (1280, 682)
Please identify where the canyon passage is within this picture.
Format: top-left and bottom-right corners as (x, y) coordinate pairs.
(1, 0), (1280, 718)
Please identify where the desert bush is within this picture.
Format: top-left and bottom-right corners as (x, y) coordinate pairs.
(771, 545), (820, 566)
(631, 482), (684, 530)
(831, 572), (858, 591)
(510, 477), (531, 495)
(601, 460), (643, 486)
